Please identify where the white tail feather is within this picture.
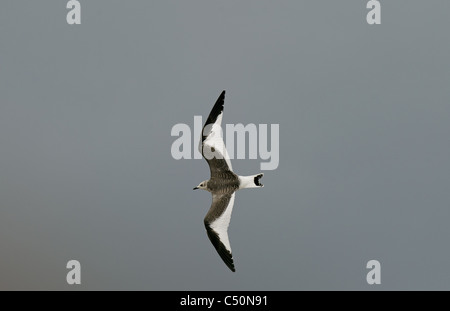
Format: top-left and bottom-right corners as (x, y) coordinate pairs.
(238, 173), (264, 189)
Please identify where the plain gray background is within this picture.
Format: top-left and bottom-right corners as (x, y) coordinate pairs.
(1, 1), (449, 290)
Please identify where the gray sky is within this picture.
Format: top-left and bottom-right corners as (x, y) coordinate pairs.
(1, 1), (449, 290)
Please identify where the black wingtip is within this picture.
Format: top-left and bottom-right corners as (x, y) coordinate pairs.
(215, 90), (226, 104)
(203, 91), (226, 132)
(216, 90), (225, 106)
(205, 224), (236, 272)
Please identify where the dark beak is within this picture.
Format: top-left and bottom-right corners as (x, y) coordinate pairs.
(193, 187), (198, 190)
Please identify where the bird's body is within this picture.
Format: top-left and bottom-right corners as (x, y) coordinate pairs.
(194, 90), (264, 272)
(206, 173), (239, 194)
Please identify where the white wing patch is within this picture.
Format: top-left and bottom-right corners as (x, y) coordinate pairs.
(209, 193), (235, 253)
(201, 112), (233, 170)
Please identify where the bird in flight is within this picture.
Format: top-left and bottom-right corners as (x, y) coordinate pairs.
(194, 90), (264, 272)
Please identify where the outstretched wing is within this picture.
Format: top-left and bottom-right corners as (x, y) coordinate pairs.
(199, 90), (233, 176)
(204, 193), (236, 272)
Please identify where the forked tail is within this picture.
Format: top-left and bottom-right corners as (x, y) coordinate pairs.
(239, 173), (264, 189)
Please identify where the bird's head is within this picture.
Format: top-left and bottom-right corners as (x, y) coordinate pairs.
(193, 180), (208, 191)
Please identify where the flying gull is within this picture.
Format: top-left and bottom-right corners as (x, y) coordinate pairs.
(194, 90), (264, 272)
